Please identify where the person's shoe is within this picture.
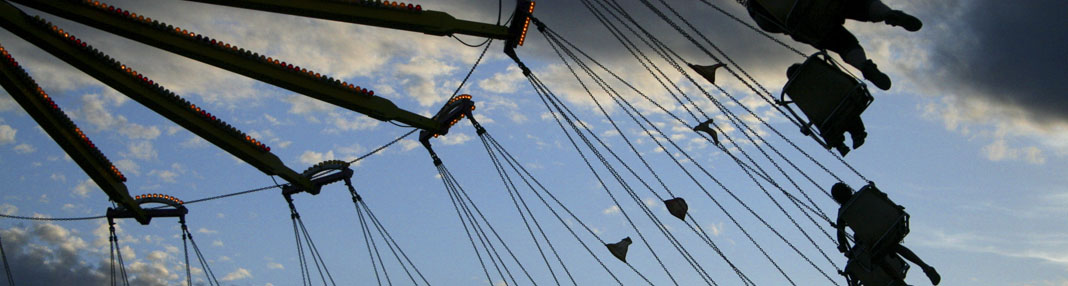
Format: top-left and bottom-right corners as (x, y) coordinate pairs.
(850, 130), (867, 149)
(835, 144), (850, 156)
(861, 60), (891, 90)
(923, 266), (941, 285)
(885, 10), (922, 32)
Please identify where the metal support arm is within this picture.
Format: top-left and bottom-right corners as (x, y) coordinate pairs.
(0, 1), (316, 191)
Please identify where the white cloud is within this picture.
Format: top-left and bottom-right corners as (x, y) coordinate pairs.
(147, 250), (168, 262)
(0, 96), (15, 112)
(479, 65), (526, 94)
(704, 222), (724, 237)
(149, 169), (179, 183)
(266, 262), (284, 270)
(180, 135), (208, 148)
(212, 240), (224, 247)
(394, 56), (458, 107)
(399, 139), (421, 151)
(221, 268), (252, 281)
(72, 179), (98, 198)
(114, 159), (141, 176)
(50, 173), (67, 182)
(0, 204), (17, 216)
(125, 140), (158, 160)
(166, 126), (182, 136)
(0, 124), (15, 145)
(921, 91), (1067, 165)
(438, 132), (472, 145)
(328, 112), (380, 132)
(197, 228), (218, 234)
(78, 93), (119, 130)
(118, 120), (162, 140)
(286, 95), (335, 115)
(602, 205), (621, 215)
(13, 143), (35, 154)
(299, 150), (336, 165)
(263, 113), (281, 125)
(983, 139), (1046, 165)
(643, 197), (659, 208)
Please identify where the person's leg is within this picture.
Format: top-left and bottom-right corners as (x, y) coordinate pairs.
(822, 27), (891, 90)
(848, 117), (867, 149)
(862, 0), (923, 31)
(894, 245), (941, 285)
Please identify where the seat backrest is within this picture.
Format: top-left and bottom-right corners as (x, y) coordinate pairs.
(839, 184), (909, 255)
(783, 53), (873, 138)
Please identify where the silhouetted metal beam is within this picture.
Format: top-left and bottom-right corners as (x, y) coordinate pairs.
(186, 0), (511, 39)
(9, 0), (444, 133)
(0, 1), (317, 193)
(0, 44), (149, 224)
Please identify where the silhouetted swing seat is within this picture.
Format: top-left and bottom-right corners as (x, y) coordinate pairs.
(750, 0), (845, 44)
(839, 183), (910, 258)
(838, 183), (912, 285)
(778, 52), (872, 150)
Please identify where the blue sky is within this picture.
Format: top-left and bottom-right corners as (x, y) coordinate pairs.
(0, 0), (1066, 285)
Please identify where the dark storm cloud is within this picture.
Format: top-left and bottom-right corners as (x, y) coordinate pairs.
(920, 0), (1068, 124)
(0, 225), (109, 286)
(0, 224), (170, 286)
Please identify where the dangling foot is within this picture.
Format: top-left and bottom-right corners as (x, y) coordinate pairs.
(923, 266), (941, 285)
(886, 10), (922, 32)
(861, 60), (891, 90)
(851, 130), (867, 149)
(835, 144), (850, 156)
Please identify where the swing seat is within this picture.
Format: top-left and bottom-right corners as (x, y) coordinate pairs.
(845, 243), (910, 286)
(750, 0), (845, 44)
(778, 52), (872, 150)
(839, 183), (909, 258)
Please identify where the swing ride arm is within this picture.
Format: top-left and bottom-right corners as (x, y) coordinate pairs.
(185, 0), (512, 40)
(7, 0), (442, 132)
(0, 45), (149, 224)
(9, 0), (535, 132)
(0, 0), (534, 212)
(0, 1), (318, 195)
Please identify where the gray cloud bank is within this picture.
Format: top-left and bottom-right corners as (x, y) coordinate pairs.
(911, 0), (1068, 124)
(0, 223), (171, 286)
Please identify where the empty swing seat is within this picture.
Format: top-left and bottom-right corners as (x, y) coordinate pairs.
(779, 52), (873, 150)
(839, 183), (909, 258)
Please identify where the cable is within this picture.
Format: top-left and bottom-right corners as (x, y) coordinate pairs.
(348, 129), (418, 164)
(479, 135), (570, 286)
(0, 213), (105, 221)
(452, 36), (491, 48)
(0, 229), (14, 286)
(696, 0), (807, 57)
(444, 40), (493, 107)
(544, 22), (721, 284)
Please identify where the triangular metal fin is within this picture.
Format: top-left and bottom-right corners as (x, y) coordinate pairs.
(605, 237), (632, 263)
(664, 197), (689, 220)
(689, 63), (726, 85)
(692, 119), (720, 145)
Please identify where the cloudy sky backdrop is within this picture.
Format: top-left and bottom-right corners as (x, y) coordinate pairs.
(0, 0), (1065, 285)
